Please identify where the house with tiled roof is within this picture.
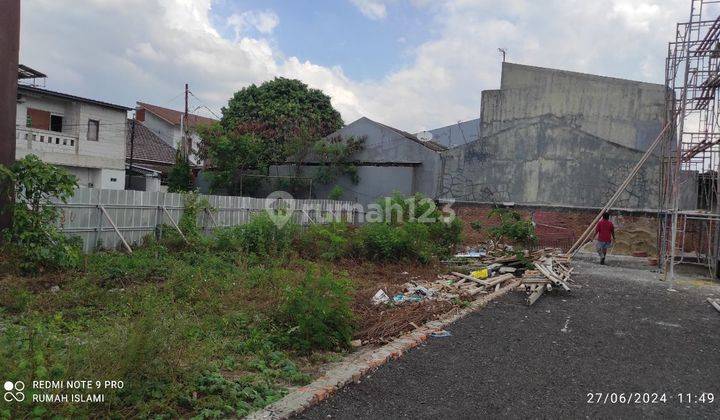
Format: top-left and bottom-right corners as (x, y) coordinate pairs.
(135, 102), (217, 164)
(125, 119), (178, 191)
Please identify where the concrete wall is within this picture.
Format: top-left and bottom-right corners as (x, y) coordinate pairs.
(285, 117), (444, 205)
(481, 62), (667, 151)
(273, 164), (416, 205)
(439, 116), (662, 208)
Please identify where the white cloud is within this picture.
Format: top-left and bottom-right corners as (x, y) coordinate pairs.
(350, 0), (388, 20)
(227, 10), (279, 39)
(19, 0), (689, 132)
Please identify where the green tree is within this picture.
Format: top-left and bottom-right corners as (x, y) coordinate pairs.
(200, 78), (345, 195)
(167, 152), (193, 193)
(0, 155), (81, 273)
(220, 78), (343, 148)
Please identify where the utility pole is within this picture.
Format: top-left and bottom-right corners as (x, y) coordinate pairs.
(0, 0), (21, 232)
(183, 83), (190, 157)
(127, 111), (136, 189)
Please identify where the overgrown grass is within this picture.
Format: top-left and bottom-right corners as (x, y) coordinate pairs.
(0, 194), (463, 418)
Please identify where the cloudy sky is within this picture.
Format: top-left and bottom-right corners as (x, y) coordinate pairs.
(20, 0), (690, 131)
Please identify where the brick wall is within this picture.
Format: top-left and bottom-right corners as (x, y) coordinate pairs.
(453, 202), (661, 256)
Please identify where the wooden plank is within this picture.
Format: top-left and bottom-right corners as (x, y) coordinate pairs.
(535, 264), (571, 291)
(485, 273), (516, 287)
(99, 205), (132, 254)
(708, 298), (720, 313)
(526, 284), (546, 306)
(451, 272), (491, 287)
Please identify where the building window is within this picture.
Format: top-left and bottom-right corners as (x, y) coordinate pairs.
(27, 108), (50, 130)
(87, 119), (99, 141)
(50, 115), (63, 132)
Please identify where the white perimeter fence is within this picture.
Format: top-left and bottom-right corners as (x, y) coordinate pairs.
(56, 188), (363, 253)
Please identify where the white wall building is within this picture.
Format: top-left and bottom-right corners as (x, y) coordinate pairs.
(136, 102), (217, 165)
(15, 85), (131, 189)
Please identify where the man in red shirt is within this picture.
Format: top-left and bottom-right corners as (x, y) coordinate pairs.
(595, 212), (615, 265)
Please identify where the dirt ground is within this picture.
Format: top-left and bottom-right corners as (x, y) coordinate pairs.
(334, 260), (459, 344)
(297, 254), (720, 419)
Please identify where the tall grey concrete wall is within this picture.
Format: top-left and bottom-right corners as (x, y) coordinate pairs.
(481, 63), (667, 151)
(439, 116), (662, 208)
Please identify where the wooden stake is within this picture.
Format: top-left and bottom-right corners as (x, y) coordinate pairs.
(99, 205), (132, 254)
(162, 206), (190, 244)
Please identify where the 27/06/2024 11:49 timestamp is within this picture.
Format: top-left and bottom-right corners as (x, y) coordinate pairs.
(586, 392), (715, 404)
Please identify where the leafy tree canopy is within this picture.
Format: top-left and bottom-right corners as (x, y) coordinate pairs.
(220, 77), (343, 143)
(200, 78), (348, 195)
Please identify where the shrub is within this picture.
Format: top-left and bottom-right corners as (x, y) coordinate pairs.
(178, 191), (213, 240)
(296, 222), (353, 261)
(213, 212), (297, 257)
(0, 154), (81, 274)
(328, 185), (344, 200)
(277, 270), (354, 351)
(488, 208), (537, 245)
(357, 193), (462, 263)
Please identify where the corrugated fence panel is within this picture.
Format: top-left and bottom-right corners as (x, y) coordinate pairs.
(54, 188), (362, 252)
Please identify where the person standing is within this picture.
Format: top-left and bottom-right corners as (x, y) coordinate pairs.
(595, 212), (615, 265)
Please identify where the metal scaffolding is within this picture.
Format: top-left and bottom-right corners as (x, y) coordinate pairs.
(662, 0), (720, 280)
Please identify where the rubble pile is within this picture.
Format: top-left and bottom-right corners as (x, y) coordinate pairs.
(449, 243), (574, 306)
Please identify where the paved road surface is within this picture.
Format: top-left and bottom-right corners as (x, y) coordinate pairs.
(297, 258), (720, 419)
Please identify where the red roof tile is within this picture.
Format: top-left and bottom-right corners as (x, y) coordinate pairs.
(137, 101), (217, 128)
(126, 120), (177, 165)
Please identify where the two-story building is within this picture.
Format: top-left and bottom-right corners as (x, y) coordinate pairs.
(16, 83), (131, 189)
(135, 102), (217, 164)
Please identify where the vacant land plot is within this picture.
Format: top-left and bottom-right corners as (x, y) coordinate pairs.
(298, 258), (720, 419)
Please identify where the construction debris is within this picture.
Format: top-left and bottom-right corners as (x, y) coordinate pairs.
(708, 298), (720, 314)
(372, 289), (390, 305)
(448, 243), (574, 306)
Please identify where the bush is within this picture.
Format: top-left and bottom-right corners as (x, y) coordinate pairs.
(328, 185), (344, 200)
(0, 154), (81, 274)
(178, 191), (213, 240)
(488, 208), (537, 245)
(357, 193), (462, 263)
(296, 222), (353, 261)
(213, 212), (297, 257)
(277, 270), (354, 351)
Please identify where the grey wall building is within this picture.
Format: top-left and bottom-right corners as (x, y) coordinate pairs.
(481, 62), (668, 151)
(278, 62), (675, 210)
(438, 62), (672, 209)
(273, 117), (446, 205)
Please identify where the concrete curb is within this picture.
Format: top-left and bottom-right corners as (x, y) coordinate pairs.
(246, 279), (521, 420)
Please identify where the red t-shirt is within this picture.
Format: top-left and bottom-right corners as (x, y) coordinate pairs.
(596, 219), (614, 243)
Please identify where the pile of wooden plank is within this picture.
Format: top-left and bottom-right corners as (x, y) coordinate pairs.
(518, 253), (573, 306)
(448, 243), (575, 307)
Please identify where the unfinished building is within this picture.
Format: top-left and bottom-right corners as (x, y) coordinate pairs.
(439, 62), (669, 209)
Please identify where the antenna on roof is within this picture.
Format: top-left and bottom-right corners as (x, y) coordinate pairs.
(498, 48), (507, 63)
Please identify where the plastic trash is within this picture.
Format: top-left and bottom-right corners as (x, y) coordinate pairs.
(431, 330), (452, 338)
(372, 289), (390, 305)
(471, 268), (489, 279)
(392, 294), (406, 303)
